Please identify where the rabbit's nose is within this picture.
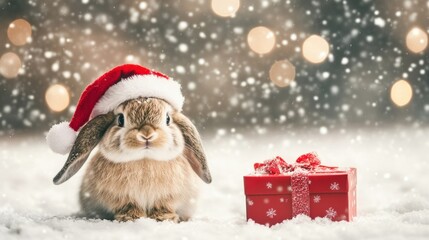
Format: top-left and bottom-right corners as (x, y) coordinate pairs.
(137, 125), (157, 142)
(137, 132), (157, 142)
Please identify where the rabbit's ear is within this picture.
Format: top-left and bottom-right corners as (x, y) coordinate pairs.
(53, 112), (115, 185)
(173, 113), (212, 184)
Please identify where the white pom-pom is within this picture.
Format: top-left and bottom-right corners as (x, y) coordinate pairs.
(46, 121), (77, 155)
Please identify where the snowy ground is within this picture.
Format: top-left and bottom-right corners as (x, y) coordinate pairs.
(1, 127), (429, 240)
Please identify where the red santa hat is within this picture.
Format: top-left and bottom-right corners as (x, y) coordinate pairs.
(46, 64), (184, 154)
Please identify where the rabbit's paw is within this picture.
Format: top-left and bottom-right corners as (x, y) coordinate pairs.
(114, 204), (146, 222)
(149, 207), (179, 223)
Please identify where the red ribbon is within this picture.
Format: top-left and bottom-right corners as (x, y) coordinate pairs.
(254, 153), (336, 175)
(254, 153), (336, 217)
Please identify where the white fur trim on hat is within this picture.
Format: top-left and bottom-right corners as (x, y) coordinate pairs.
(91, 74), (184, 117)
(46, 121), (77, 155)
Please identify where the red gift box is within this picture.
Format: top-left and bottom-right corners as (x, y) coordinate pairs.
(243, 154), (357, 226)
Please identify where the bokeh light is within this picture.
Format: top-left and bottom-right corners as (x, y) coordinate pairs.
(211, 0), (240, 17)
(405, 27), (428, 53)
(390, 80), (413, 107)
(7, 19), (32, 46)
(247, 26), (276, 54)
(302, 35), (330, 64)
(0, 52), (22, 78)
(45, 84), (70, 112)
(269, 60), (296, 87)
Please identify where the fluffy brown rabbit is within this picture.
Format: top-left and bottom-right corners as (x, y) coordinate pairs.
(52, 97), (211, 222)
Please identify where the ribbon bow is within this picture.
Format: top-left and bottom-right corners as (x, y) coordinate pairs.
(252, 152), (339, 218)
(254, 153), (335, 175)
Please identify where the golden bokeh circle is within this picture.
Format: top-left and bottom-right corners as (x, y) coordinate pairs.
(269, 60), (296, 87)
(45, 84), (71, 112)
(390, 80), (413, 107)
(302, 35), (330, 64)
(406, 27), (428, 53)
(0, 52), (22, 78)
(7, 19), (32, 46)
(211, 0), (240, 17)
(247, 26), (276, 54)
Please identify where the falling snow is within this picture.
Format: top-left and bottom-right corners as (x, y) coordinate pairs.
(374, 17), (386, 28)
(0, 0), (427, 132)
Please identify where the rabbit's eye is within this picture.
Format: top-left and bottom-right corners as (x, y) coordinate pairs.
(117, 113), (125, 127)
(166, 113), (170, 126)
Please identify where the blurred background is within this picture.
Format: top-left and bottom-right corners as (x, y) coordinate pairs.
(0, 0), (428, 136)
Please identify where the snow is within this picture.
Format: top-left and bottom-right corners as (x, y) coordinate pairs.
(374, 17), (386, 28)
(178, 43), (189, 53)
(177, 21), (188, 31)
(319, 126), (328, 135)
(1, 127), (429, 239)
(139, 2), (148, 10)
(175, 65), (186, 74)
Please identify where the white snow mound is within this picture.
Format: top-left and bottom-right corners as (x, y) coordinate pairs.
(1, 128), (429, 239)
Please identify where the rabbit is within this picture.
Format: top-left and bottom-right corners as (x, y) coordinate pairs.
(52, 97), (212, 222)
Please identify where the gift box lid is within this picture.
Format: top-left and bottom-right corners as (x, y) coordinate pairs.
(244, 168), (356, 195)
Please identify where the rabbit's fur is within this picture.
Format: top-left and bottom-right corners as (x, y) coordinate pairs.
(53, 97), (211, 222)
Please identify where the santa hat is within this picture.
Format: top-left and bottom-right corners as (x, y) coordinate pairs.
(46, 64), (184, 154)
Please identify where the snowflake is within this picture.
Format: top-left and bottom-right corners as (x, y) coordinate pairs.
(313, 195), (321, 203)
(280, 197), (285, 203)
(330, 182), (340, 191)
(247, 199), (254, 206)
(325, 207), (337, 219)
(266, 208), (277, 218)
(266, 182), (273, 189)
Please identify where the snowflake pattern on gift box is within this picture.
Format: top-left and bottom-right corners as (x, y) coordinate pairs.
(247, 199), (254, 206)
(325, 207), (337, 219)
(266, 182), (273, 189)
(266, 208), (277, 218)
(330, 182), (340, 191)
(313, 195), (321, 203)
